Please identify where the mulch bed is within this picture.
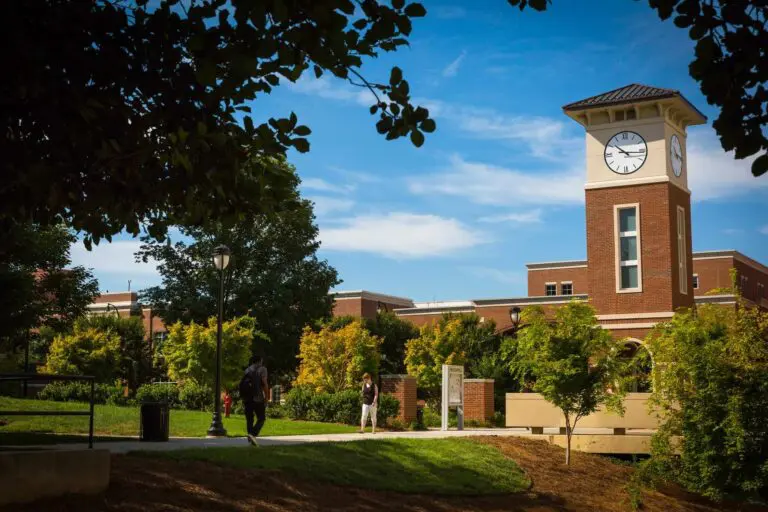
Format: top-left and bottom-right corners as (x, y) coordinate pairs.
(5, 437), (765, 512)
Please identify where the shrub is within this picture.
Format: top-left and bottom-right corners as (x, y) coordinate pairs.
(283, 386), (399, 426)
(39, 381), (108, 403)
(266, 403), (286, 419)
(296, 321), (381, 393)
(135, 382), (181, 407)
(42, 327), (122, 383)
(178, 380), (213, 411)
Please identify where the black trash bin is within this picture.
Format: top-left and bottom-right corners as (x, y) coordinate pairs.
(140, 402), (170, 442)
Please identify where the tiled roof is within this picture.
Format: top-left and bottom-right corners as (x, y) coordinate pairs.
(563, 84), (679, 110)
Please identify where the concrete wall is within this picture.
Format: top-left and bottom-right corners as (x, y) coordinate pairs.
(0, 449), (110, 506)
(506, 392), (660, 430)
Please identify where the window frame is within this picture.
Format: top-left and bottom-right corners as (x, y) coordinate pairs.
(614, 203), (643, 293)
(560, 281), (573, 296)
(692, 273), (699, 290)
(677, 205), (688, 295)
(544, 282), (557, 297)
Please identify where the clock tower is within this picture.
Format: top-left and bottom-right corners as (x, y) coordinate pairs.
(563, 84), (707, 316)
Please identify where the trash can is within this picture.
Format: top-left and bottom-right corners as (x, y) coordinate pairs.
(140, 402), (170, 442)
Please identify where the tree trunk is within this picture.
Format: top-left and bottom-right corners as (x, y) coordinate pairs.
(564, 413), (572, 465)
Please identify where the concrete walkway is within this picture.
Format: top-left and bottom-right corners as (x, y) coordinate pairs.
(4, 427), (654, 454)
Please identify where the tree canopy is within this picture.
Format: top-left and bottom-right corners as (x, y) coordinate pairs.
(510, 0), (768, 177)
(138, 161), (339, 377)
(2, 0), (433, 245)
(644, 301), (768, 500)
(0, 222), (99, 349)
(511, 302), (628, 465)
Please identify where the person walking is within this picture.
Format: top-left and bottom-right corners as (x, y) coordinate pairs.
(239, 355), (268, 446)
(359, 373), (378, 434)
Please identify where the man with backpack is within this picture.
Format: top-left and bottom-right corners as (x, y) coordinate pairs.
(239, 355), (268, 445)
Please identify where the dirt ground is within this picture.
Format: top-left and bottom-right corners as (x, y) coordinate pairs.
(7, 437), (766, 512)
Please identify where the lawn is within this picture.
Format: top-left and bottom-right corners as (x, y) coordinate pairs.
(0, 397), (357, 445)
(143, 438), (530, 495)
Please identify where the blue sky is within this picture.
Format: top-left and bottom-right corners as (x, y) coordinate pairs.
(72, 0), (768, 302)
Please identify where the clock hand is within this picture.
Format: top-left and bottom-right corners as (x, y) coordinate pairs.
(612, 145), (630, 156)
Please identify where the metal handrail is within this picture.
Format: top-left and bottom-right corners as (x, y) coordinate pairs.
(0, 373), (96, 449)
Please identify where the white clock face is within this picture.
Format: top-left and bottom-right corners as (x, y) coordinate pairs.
(604, 131), (648, 175)
(670, 134), (683, 177)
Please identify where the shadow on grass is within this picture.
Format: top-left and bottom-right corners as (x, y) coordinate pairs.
(139, 438), (530, 496)
(0, 431), (138, 446)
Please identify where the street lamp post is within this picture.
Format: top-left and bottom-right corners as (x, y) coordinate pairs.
(207, 244), (231, 438)
(509, 306), (522, 333)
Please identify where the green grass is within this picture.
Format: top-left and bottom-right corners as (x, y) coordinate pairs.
(142, 438), (530, 495)
(0, 397), (357, 445)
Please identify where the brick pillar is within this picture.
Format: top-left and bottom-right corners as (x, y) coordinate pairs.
(464, 379), (494, 421)
(380, 375), (417, 423)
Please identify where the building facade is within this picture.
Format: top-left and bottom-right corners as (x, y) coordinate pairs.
(88, 291), (168, 344)
(330, 85), (768, 340)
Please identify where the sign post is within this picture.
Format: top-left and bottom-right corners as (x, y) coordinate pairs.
(441, 364), (464, 431)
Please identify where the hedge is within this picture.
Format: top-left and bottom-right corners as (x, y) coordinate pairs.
(283, 386), (399, 426)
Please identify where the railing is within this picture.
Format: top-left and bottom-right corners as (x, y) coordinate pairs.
(0, 373), (96, 449)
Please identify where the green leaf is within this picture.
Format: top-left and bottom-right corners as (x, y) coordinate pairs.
(420, 118), (436, 133)
(294, 125), (312, 136)
(410, 129), (424, 147)
(293, 138), (310, 153)
(404, 3), (427, 17)
(195, 60), (217, 86)
(390, 66), (403, 86)
(752, 154), (768, 177)
(392, 0), (405, 9)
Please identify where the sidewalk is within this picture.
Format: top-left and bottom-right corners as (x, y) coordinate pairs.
(3, 427), (652, 454)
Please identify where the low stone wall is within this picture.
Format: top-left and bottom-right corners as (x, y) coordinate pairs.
(0, 448), (110, 506)
(506, 392), (660, 432)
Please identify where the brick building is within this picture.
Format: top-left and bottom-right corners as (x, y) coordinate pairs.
(330, 85), (768, 341)
(88, 291), (167, 345)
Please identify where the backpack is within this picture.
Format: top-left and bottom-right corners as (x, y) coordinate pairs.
(238, 366), (263, 403)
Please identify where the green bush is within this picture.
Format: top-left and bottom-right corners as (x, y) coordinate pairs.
(266, 403), (286, 419)
(39, 381), (107, 403)
(284, 386), (399, 426)
(135, 382), (180, 407)
(178, 381), (213, 411)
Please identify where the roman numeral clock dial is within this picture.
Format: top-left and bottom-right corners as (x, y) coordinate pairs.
(604, 131), (647, 174)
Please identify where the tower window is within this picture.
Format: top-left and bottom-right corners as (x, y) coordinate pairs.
(545, 283), (557, 296)
(677, 206), (687, 294)
(561, 282), (573, 295)
(693, 274), (699, 290)
(758, 283), (765, 300)
(615, 205), (641, 292)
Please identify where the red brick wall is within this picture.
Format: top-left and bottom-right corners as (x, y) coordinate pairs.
(586, 182), (692, 315)
(464, 379), (494, 421)
(693, 257), (735, 295)
(380, 375), (416, 423)
(527, 266), (588, 297)
(332, 298), (363, 318)
(734, 260), (768, 303)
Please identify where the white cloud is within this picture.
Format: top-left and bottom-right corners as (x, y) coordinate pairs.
(309, 196), (355, 216)
(417, 99), (580, 161)
(288, 76), (372, 106)
(687, 129), (768, 201)
(464, 267), (524, 285)
(329, 166), (383, 184)
(70, 240), (156, 275)
(759, 225), (768, 235)
(478, 209), (543, 224)
(301, 178), (355, 194)
(408, 154), (584, 207)
(723, 228), (744, 235)
(69, 240), (160, 291)
(442, 51), (467, 78)
(319, 213), (487, 259)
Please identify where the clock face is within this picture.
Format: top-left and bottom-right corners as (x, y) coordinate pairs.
(604, 131), (648, 175)
(670, 134), (683, 177)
